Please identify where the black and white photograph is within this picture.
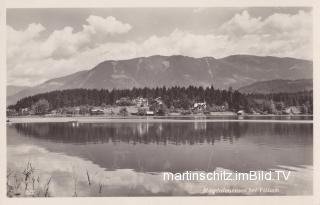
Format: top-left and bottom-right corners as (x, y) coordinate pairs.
(2, 4), (318, 201)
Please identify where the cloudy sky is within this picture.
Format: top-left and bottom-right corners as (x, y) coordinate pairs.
(7, 7), (312, 86)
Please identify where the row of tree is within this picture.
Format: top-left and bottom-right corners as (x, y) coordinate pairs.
(7, 86), (313, 114)
(246, 91), (313, 114)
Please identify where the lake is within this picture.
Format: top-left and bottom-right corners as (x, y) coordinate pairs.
(7, 119), (313, 196)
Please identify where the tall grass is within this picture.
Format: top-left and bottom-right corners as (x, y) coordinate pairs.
(7, 162), (106, 197)
(7, 162), (52, 197)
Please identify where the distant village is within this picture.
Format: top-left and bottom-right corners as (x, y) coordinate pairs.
(7, 95), (307, 117)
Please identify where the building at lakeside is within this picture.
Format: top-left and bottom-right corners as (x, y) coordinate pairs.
(133, 97), (149, 107)
(90, 108), (104, 115)
(237, 110), (245, 116)
(283, 106), (302, 115)
(193, 102), (207, 111)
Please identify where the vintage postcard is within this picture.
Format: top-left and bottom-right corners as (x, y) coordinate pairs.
(1, 0), (319, 204)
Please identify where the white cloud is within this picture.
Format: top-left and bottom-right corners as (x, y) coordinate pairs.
(216, 10), (312, 59)
(219, 10), (312, 36)
(7, 23), (46, 61)
(84, 15), (132, 36)
(219, 10), (262, 35)
(262, 10), (312, 34)
(42, 26), (90, 59)
(7, 15), (132, 61)
(7, 23), (45, 45)
(7, 15), (133, 85)
(7, 11), (312, 86)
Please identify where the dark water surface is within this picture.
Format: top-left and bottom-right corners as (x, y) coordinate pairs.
(7, 120), (313, 196)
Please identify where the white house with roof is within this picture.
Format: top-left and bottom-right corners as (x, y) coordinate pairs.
(133, 97), (148, 107)
(284, 106), (301, 115)
(193, 102), (207, 111)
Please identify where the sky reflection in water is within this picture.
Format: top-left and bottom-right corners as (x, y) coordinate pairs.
(7, 121), (313, 196)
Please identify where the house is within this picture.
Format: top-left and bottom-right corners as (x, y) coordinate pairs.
(154, 97), (163, 105)
(149, 97), (166, 115)
(90, 108), (104, 115)
(209, 104), (227, 112)
(146, 111), (154, 116)
(283, 106), (301, 115)
(133, 97), (148, 107)
(102, 107), (116, 115)
(19, 107), (31, 115)
(237, 110), (245, 116)
(51, 110), (57, 114)
(193, 102), (207, 111)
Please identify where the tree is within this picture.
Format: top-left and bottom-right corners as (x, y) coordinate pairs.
(32, 99), (50, 115)
(223, 101), (229, 111)
(9, 87), (313, 115)
(269, 100), (277, 114)
(157, 106), (166, 116)
(119, 107), (129, 116)
(301, 104), (308, 114)
(275, 101), (285, 111)
(263, 100), (277, 114)
(79, 105), (90, 115)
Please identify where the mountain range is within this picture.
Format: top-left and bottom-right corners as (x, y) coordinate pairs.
(7, 55), (312, 105)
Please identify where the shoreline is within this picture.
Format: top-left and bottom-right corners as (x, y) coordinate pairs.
(7, 116), (313, 124)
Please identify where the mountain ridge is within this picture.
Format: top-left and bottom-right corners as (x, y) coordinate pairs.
(7, 54), (313, 106)
(238, 79), (313, 94)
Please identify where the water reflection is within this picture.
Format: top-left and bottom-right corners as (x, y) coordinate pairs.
(7, 144), (312, 196)
(12, 122), (312, 146)
(7, 121), (313, 196)
(12, 122), (247, 145)
(8, 122), (313, 172)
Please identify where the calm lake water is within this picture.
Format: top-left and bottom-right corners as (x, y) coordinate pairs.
(7, 119), (313, 196)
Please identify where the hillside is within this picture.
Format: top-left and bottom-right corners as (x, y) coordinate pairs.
(7, 54), (312, 105)
(238, 79), (313, 94)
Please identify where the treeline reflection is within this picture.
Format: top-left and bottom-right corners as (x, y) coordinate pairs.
(13, 122), (312, 146)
